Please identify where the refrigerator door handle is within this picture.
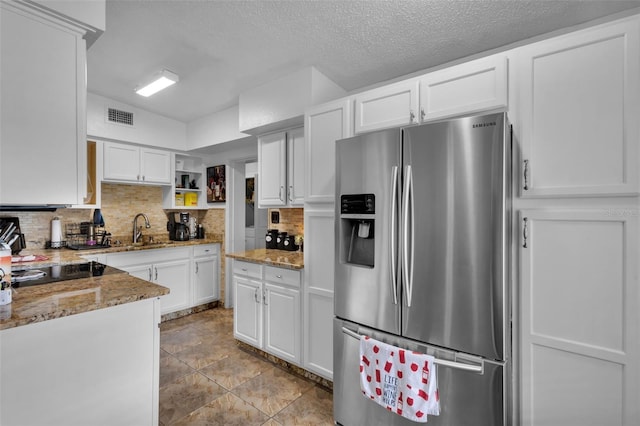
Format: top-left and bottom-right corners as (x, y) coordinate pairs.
(341, 326), (484, 374)
(402, 165), (414, 307)
(390, 165), (399, 305)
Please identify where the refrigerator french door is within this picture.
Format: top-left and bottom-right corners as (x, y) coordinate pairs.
(334, 113), (510, 425)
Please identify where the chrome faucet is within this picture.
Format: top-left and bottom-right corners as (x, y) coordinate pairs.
(133, 213), (151, 244)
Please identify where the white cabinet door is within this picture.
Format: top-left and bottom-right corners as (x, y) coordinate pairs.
(287, 127), (305, 206)
(303, 208), (335, 379)
(154, 258), (190, 315)
(140, 147), (172, 184)
(354, 78), (419, 133)
(234, 276), (263, 347)
(126, 263), (153, 282)
(305, 98), (353, 204)
(519, 209), (640, 426)
(264, 282), (301, 364)
(103, 142), (141, 182)
(516, 18), (640, 197)
(419, 54), (508, 122)
(193, 255), (218, 305)
(0, 3), (85, 205)
(257, 131), (287, 207)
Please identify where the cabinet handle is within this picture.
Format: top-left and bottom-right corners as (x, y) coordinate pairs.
(154, 267), (158, 281)
(148, 267), (152, 281)
(279, 186), (284, 202)
(263, 289), (267, 305)
(288, 185), (293, 202)
(420, 107), (425, 121)
(522, 217), (529, 248)
(195, 262), (199, 274)
(137, 174), (141, 181)
(275, 275), (282, 279)
(409, 110), (415, 123)
(254, 288), (259, 303)
(523, 160), (530, 191)
(142, 175), (145, 181)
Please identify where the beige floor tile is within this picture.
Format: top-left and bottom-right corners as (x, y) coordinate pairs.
(199, 350), (275, 390)
(232, 367), (314, 416)
(174, 339), (243, 370)
(261, 419), (283, 426)
(159, 372), (226, 425)
(274, 386), (334, 426)
(161, 324), (208, 354)
(173, 393), (270, 426)
(160, 352), (194, 388)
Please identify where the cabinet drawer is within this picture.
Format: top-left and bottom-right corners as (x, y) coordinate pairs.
(233, 261), (262, 279)
(264, 266), (301, 288)
(193, 244), (218, 257)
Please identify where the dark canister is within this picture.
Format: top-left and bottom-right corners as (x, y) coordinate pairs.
(276, 232), (288, 250)
(265, 229), (278, 249)
(283, 235), (299, 251)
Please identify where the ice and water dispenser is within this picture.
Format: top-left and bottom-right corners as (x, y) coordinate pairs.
(339, 194), (375, 267)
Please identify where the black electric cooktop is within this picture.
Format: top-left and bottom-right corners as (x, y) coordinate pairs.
(11, 262), (122, 288)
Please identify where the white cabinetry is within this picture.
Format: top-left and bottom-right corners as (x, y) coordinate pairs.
(0, 298), (161, 425)
(233, 261), (302, 364)
(515, 18), (639, 197)
(192, 244), (219, 306)
(518, 209), (639, 425)
(257, 127), (305, 207)
(354, 79), (419, 133)
(106, 247), (191, 315)
(0, 2), (87, 205)
(103, 142), (172, 185)
(305, 99), (353, 204)
(418, 54), (507, 121)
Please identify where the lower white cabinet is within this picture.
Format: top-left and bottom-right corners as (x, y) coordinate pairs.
(106, 244), (219, 315)
(193, 245), (220, 305)
(519, 209), (640, 425)
(233, 260), (302, 365)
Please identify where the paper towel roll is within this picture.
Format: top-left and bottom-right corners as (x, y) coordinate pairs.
(51, 218), (62, 248)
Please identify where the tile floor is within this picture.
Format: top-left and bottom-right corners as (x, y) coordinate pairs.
(159, 308), (334, 425)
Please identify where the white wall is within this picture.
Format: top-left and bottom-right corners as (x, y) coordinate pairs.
(87, 93), (187, 151)
(187, 105), (250, 150)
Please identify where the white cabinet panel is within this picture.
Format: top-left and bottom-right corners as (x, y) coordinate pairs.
(140, 147), (172, 184)
(354, 79), (419, 133)
(304, 209), (335, 293)
(264, 282), (301, 363)
(304, 292), (333, 380)
(234, 275), (263, 347)
(287, 127), (305, 206)
(0, 3), (86, 205)
(519, 209), (639, 425)
(154, 259), (190, 314)
(419, 54), (507, 121)
(258, 131), (287, 207)
(103, 142), (172, 185)
(193, 246), (219, 306)
(305, 99), (352, 203)
(517, 18), (640, 197)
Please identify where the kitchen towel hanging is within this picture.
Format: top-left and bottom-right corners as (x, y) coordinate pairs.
(359, 335), (440, 423)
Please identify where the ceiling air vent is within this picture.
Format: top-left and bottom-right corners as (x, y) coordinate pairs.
(107, 107), (134, 126)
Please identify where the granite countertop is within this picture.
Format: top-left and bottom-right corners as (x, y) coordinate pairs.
(0, 272), (169, 331)
(1, 238), (222, 331)
(226, 248), (304, 270)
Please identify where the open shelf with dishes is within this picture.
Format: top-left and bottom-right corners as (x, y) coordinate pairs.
(162, 154), (207, 209)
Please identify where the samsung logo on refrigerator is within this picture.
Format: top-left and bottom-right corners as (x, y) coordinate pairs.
(472, 121), (497, 128)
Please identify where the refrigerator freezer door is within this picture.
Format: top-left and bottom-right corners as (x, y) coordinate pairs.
(402, 113), (509, 361)
(335, 128), (401, 334)
(333, 319), (506, 426)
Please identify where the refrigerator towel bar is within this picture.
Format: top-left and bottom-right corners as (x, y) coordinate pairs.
(341, 326), (484, 374)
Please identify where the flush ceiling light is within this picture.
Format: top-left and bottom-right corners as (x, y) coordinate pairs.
(135, 69), (179, 97)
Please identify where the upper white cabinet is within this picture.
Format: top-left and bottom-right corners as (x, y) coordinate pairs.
(162, 154), (207, 209)
(419, 54), (508, 121)
(354, 79), (420, 133)
(515, 18), (640, 197)
(519, 209), (640, 425)
(257, 127), (304, 207)
(0, 2), (87, 205)
(305, 98), (353, 204)
(103, 142), (172, 185)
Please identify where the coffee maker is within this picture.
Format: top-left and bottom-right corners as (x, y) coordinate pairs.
(167, 212), (190, 241)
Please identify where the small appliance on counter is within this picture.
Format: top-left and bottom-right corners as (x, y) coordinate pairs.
(283, 235), (299, 251)
(265, 229), (278, 249)
(167, 212), (190, 241)
(0, 217), (26, 255)
(276, 232), (287, 250)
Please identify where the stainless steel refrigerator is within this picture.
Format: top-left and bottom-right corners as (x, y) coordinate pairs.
(333, 112), (511, 425)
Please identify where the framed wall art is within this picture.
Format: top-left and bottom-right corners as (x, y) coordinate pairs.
(206, 165), (226, 203)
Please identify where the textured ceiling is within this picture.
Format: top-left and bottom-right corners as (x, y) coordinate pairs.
(87, 0), (640, 123)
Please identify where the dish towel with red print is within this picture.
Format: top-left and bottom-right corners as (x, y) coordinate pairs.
(359, 335), (440, 423)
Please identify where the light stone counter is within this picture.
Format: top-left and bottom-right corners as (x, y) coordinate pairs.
(226, 248), (304, 270)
